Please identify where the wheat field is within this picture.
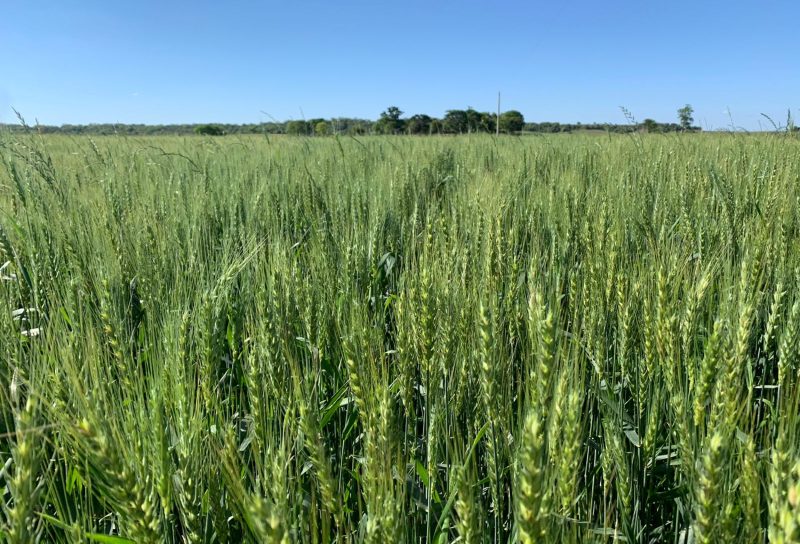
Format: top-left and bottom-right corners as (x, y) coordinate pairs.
(0, 132), (798, 543)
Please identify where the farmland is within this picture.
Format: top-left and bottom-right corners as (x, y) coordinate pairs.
(0, 132), (798, 543)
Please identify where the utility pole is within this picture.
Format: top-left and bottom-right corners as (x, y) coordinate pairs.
(496, 92), (501, 136)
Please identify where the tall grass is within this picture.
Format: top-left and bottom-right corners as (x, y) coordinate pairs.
(0, 131), (798, 542)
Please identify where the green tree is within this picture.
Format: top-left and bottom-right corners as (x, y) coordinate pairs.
(375, 106), (404, 134)
(194, 124), (223, 136)
(406, 114), (433, 135)
(443, 110), (468, 133)
(286, 120), (310, 135)
(465, 108), (483, 133)
(498, 110), (525, 133)
(347, 121), (370, 135)
(479, 112), (497, 133)
(677, 104), (694, 130)
(314, 121), (330, 136)
(641, 119), (658, 133)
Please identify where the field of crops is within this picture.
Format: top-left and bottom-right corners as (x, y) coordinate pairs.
(0, 132), (798, 543)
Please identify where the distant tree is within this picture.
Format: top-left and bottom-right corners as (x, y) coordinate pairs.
(443, 110), (468, 133)
(286, 120), (311, 135)
(329, 117), (372, 135)
(307, 119), (326, 131)
(194, 124), (223, 136)
(498, 110), (525, 133)
(540, 121), (563, 133)
(677, 104), (694, 130)
(406, 114), (433, 135)
(479, 112), (497, 133)
(314, 121), (330, 136)
(641, 119), (659, 133)
(348, 121), (370, 135)
(375, 106), (405, 134)
(6, 117), (701, 137)
(464, 108), (483, 133)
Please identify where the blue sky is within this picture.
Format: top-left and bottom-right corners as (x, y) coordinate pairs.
(1, 1), (798, 129)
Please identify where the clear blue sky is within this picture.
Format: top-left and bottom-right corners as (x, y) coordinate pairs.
(2, 1), (798, 130)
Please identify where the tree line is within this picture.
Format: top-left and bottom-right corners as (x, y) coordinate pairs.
(0, 105), (701, 136)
